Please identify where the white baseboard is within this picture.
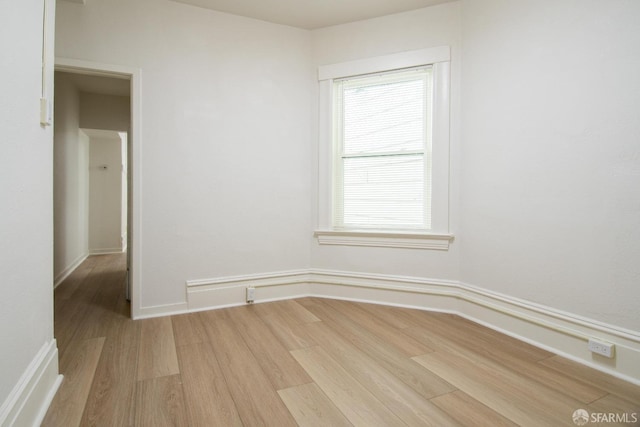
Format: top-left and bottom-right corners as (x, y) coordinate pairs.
(185, 268), (640, 385)
(134, 302), (189, 320)
(89, 248), (124, 256)
(54, 253), (88, 289)
(0, 339), (62, 427)
(186, 270), (311, 312)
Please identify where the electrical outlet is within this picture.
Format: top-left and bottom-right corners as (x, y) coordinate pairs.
(246, 287), (255, 304)
(588, 339), (615, 358)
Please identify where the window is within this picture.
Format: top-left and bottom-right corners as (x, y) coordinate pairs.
(316, 47), (453, 249)
(333, 67), (433, 230)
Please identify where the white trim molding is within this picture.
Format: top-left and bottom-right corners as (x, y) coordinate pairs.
(89, 248), (125, 256)
(316, 46), (453, 238)
(56, 57), (142, 320)
(134, 302), (189, 320)
(318, 46), (450, 81)
(0, 339), (62, 427)
(185, 269), (640, 385)
(186, 270), (312, 312)
(314, 230), (454, 250)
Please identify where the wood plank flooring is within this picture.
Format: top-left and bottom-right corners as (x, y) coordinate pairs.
(43, 254), (640, 426)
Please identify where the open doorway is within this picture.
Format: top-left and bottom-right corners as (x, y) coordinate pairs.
(82, 129), (128, 256)
(53, 59), (139, 316)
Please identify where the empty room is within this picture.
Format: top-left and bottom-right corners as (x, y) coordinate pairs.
(1, 0), (639, 426)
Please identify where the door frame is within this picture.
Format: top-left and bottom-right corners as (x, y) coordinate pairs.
(55, 57), (142, 319)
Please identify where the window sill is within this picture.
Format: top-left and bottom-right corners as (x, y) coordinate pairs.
(314, 229), (454, 250)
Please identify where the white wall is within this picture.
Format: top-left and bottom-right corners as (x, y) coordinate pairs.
(310, 0), (640, 333)
(310, 2), (462, 280)
(460, 0), (640, 332)
(56, 0), (313, 313)
(0, 0), (59, 423)
(54, 72), (90, 284)
(54, 0), (640, 331)
(88, 134), (124, 254)
(52, 0), (640, 380)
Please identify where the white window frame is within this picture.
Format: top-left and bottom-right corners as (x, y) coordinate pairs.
(315, 47), (453, 250)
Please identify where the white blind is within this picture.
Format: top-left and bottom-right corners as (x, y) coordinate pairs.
(333, 67), (433, 229)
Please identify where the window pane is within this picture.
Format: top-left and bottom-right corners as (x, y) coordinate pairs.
(342, 155), (424, 227)
(342, 72), (426, 156)
(333, 66), (432, 230)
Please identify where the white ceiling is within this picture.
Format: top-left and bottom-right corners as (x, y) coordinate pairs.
(170, 0), (456, 29)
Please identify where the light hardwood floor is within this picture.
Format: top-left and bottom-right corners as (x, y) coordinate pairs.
(43, 254), (640, 426)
